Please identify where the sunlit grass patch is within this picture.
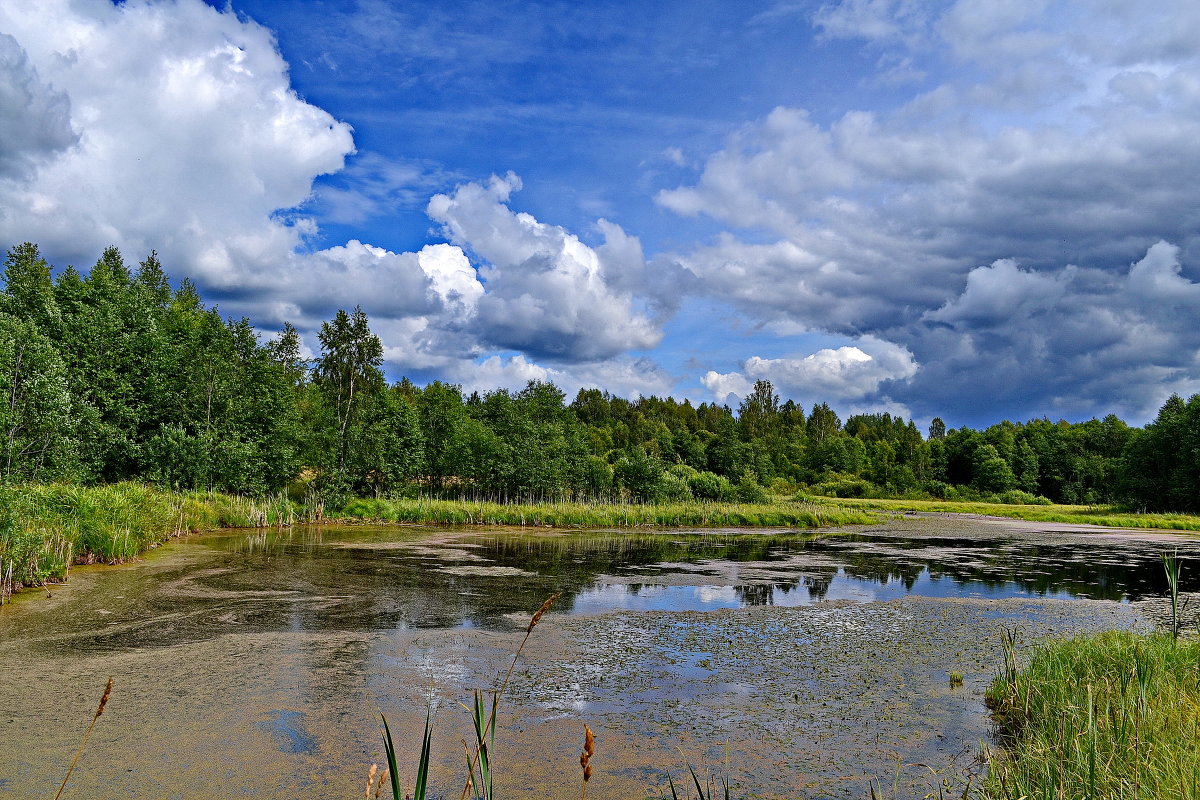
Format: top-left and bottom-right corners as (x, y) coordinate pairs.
(0, 482), (298, 600)
(805, 496), (1200, 532)
(334, 497), (878, 529)
(982, 630), (1200, 800)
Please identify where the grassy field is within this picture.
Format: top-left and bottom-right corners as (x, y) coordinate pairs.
(981, 630), (1200, 800)
(336, 495), (879, 529)
(803, 495), (1200, 532)
(0, 482), (297, 601)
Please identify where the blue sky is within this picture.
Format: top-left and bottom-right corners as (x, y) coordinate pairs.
(3, 0), (1200, 428)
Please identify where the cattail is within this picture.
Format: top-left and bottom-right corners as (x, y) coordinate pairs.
(580, 724), (595, 800)
(365, 763), (378, 799)
(54, 677), (114, 800)
(95, 677), (112, 719)
(527, 592), (561, 634)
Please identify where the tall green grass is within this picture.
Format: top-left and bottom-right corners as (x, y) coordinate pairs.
(335, 496), (878, 529)
(982, 630), (1200, 800)
(806, 495), (1200, 532)
(0, 482), (299, 601)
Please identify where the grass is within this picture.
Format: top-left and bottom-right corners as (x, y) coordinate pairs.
(335, 496), (879, 529)
(981, 630), (1200, 800)
(801, 495), (1200, 532)
(0, 482), (300, 601)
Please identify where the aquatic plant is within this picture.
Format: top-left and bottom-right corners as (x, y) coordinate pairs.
(663, 762), (731, 800)
(0, 482), (302, 601)
(1162, 549), (1186, 639)
(333, 496), (877, 530)
(982, 630), (1200, 799)
(809, 495), (1200, 532)
(579, 725), (595, 800)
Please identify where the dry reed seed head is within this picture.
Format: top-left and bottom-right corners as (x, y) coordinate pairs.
(365, 763), (378, 799)
(375, 769), (389, 800)
(580, 724), (595, 779)
(96, 677), (113, 719)
(527, 592), (562, 633)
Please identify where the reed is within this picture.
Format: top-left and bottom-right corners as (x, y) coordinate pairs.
(1162, 550), (1186, 639)
(0, 482), (302, 601)
(54, 677), (113, 800)
(811, 496), (1200, 531)
(981, 630), (1200, 799)
(335, 497), (877, 530)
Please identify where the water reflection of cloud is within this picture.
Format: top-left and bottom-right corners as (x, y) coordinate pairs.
(696, 585), (738, 603)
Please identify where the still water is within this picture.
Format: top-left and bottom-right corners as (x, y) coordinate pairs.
(0, 514), (1194, 799)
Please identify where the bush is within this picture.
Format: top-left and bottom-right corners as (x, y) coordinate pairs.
(735, 471), (768, 503)
(687, 471), (736, 502)
(656, 472), (694, 502)
(994, 489), (1053, 505)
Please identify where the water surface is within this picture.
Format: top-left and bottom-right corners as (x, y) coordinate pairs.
(0, 514), (1193, 799)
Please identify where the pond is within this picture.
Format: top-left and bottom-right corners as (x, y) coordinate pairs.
(0, 514), (1195, 799)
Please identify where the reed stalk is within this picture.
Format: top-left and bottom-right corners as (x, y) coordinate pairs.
(53, 677), (112, 800)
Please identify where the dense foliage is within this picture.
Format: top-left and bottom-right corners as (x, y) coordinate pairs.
(2, 242), (1196, 511)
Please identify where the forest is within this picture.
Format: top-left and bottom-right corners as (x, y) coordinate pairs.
(3, 242), (1198, 512)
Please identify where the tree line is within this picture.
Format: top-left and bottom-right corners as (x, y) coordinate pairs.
(2, 243), (1197, 511)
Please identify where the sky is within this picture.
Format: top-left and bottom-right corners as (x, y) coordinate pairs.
(3, 0), (1200, 429)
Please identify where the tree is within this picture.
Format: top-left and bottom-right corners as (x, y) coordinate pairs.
(807, 403), (841, 447)
(313, 306), (385, 475)
(0, 314), (76, 482)
(738, 379), (780, 442)
(347, 388), (424, 497)
(972, 444), (1016, 494)
(1, 242), (61, 338)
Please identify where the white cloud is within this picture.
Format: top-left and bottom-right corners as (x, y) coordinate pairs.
(451, 354), (674, 400)
(924, 258), (1069, 326)
(0, 0), (354, 281)
(0, 1), (671, 390)
(700, 370), (752, 403)
(662, 0), (1200, 421)
(701, 336), (918, 411)
(427, 174), (664, 361)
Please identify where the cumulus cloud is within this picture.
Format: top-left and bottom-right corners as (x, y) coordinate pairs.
(0, 0), (354, 282)
(703, 336), (918, 410)
(427, 173), (663, 361)
(449, 354), (675, 401)
(903, 242), (1200, 424)
(700, 370), (753, 404)
(0, 1), (672, 390)
(0, 33), (76, 179)
(662, 0), (1200, 423)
